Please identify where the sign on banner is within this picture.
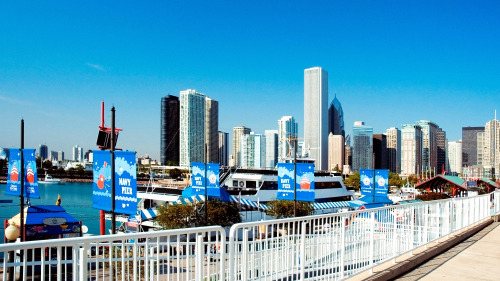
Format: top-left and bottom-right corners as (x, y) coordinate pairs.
(375, 169), (389, 197)
(5, 149), (21, 196)
(296, 163), (315, 202)
(92, 150), (112, 211)
(206, 163), (220, 197)
(114, 151), (137, 215)
(277, 163), (295, 200)
(23, 149), (40, 199)
(191, 162), (206, 196)
(360, 169), (374, 196)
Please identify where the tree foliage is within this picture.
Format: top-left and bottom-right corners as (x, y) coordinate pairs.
(416, 192), (450, 201)
(389, 172), (403, 187)
(265, 200), (314, 219)
(344, 172), (360, 191)
(168, 168), (183, 179)
(156, 199), (241, 229)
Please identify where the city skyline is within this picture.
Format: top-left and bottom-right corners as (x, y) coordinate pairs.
(1, 1), (499, 160)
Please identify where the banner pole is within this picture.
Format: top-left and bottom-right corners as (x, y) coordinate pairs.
(293, 138), (297, 217)
(205, 144), (208, 226)
(111, 106), (116, 235)
(20, 119), (24, 242)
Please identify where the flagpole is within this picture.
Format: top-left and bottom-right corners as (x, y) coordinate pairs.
(110, 106), (116, 235)
(20, 119), (24, 242)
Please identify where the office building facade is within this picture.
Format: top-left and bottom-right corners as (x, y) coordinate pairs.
(328, 95), (345, 137)
(160, 95), (180, 165)
(373, 134), (388, 169)
(328, 133), (344, 171)
(401, 124), (422, 175)
(180, 89), (206, 167)
(447, 140), (462, 175)
(265, 130), (278, 169)
(233, 126), (251, 167)
(483, 117), (500, 176)
(416, 120), (438, 172)
(218, 131), (229, 166)
(304, 67), (328, 170)
(352, 121), (373, 172)
(72, 145), (83, 162)
(278, 116), (298, 162)
(386, 127), (401, 173)
(461, 126), (484, 167)
(205, 98), (219, 163)
(436, 128), (447, 174)
(38, 144), (48, 160)
(241, 133), (266, 169)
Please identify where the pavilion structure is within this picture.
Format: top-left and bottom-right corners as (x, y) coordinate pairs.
(415, 175), (498, 196)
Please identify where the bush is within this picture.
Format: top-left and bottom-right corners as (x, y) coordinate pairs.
(416, 192), (450, 201)
(265, 200), (314, 219)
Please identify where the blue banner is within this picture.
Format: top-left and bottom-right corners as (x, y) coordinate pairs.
(296, 163), (315, 202)
(92, 150), (112, 211)
(360, 169), (374, 197)
(114, 151), (137, 215)
(23, 149), (40, 199)
(375, 169), (389, 197)
(6, 149), (21, 196)
(191, 162), (206, 196)
(277, 163), (295, 200)
(206, 163), (220, 197)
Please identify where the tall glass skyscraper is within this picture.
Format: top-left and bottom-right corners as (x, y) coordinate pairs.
(241, 133), (266, 169)
(352, 121), (373, 172)
(401, 124), (422, 175)
(205, 98), (219, 163)
(278, 116), (298, 162)
(416, 120), (438, 172)
(218, 131), (229, 166)
(304, 67), (328, 170)
(38, 144), (48, 160)
(328, 94), (345, 137)
(386, 127), (401, 173)
(462, 126), (485, 167)
(160, 95), (180, 165)
(180, 89), (206, 168)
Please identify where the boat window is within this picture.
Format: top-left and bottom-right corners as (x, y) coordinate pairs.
(315, 181), (343, 189)
(233, 180), (238, 187)
(246, 181), (257, 188)
(260, 181), (278, 190)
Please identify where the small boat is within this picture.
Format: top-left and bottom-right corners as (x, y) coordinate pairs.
(39, 174), (65, 185)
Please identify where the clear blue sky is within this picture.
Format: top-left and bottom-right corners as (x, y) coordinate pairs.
(1, 1), (499, 160)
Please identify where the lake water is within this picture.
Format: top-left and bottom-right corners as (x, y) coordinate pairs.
(0, 182), (102, 243)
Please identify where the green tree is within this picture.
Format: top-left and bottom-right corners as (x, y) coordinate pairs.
(156, 204), (196, 229)
(344, 172), (360, 191)
(168, 168), (182, 179)
(265, 200), (314, 219)
(389, 172), (403, 187)
(416, 192), (449, 201)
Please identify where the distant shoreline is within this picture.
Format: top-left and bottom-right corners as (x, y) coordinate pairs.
(0, 176), (149, 185)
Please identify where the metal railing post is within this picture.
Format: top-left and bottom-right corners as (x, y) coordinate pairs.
(340, 217), (346, 279)
(79, 244), (88, 281)
(369, 212), (375, 273)
(300, 221), (307, 280)
(196, 235), (204, 281)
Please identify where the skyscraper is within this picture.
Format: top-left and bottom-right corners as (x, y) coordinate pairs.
(72, 145), (83, 162)
(278, 116), (298, 162)
(38, 144), (48, 160)
(160, 95), (180, 166)
(436, 128), (447, 174)
(483, 115), (500, 176)
(264, 130), (278, 169)
(328, 94), (345, 137)
(386, 127), (401, 173)
(218, 131), (229, 166)
(401, 124), (422, 175)
(373, 134), (388, 169)
(205, 98), (219, 163)
(462, 126), (484, 167)
(352, 121), (373, 172)
(233, 126), (251, 167)
(416, 120), (438, 172)
(180, 89), (206, 167)
(304, 67), (328, 170)
(328, 133), (344, 171)
(241, 133), (266, 169)
(447, 141), (462, 175)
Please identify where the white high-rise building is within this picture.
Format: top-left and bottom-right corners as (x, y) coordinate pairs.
(241, 133), (266, 169)
(401, 124), (422, 175)
(304, 67), (328, 170)
(72, 145), (83, 162)
(386, 127), (401, 173)
(233, 126), (251, 167)
(483, 114), (500, 177)
(278, 116), (298, 162)
(447, 140), (462, 174)
(416, 120), (438, 172)
(264, 130), (278, 169)
(180, 89), (206, 167)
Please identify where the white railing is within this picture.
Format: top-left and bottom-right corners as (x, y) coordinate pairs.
(2, 191), (499, 281)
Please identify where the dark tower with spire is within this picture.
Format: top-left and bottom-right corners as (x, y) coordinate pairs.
(328, 94), (345, 138)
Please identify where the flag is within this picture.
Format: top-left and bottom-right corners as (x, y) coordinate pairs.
(56, 194), (61, 206)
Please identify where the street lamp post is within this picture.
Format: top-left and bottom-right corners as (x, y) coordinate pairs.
(5, 221), (20, 281)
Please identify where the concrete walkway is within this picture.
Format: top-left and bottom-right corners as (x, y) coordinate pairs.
(394, 222), (500, 281)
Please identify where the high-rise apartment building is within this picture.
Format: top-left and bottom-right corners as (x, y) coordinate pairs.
(205, 98), (219, 163)
(401, 124), (422, 175)
(328, 133), (344, 171)
(477, 131), (484, 166)
(72, 145), (83, 162)
(241, 133), (266, 169)
(416, 120), (438, 172)
(386, 127), (401, 173)
(218, 131), (229, 166)
(160, 95), (180, 166)
(180, 89), (206, 167)
(483, 116), (500, 176)
(265, 130), (278, 169)
(233, 126), (251, 167)
(436, 128), (447, 174)
(304, 67), (328, 170)
(447, 141), (462, 175)
(461, 126), (484, 167)
(352, 121), (373, 172)
(373, 134), (388, 169)
(328, 95), (345, 137)
(278, 116), (298, 162)
(38, 144), (48, 160)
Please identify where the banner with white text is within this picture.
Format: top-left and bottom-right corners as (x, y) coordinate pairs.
(114, 151), (137, 215)
(206, 163), (220, 197)
(277, 163), (295, 200)
(360, 169), (374, 197)
(375, 169), (389, 197)
(191, 162), (206, 196)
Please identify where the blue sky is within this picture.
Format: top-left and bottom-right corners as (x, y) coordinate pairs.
(1, 1), (499, 160)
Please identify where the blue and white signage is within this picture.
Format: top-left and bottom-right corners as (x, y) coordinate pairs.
(277, 163), (295, 200)
(114, 151), (137, 215)
(375, 169), (389, 197)
(360, 169), (374, 196)
(296, 163), (315, 202)
(191, 162), (206, 196)
(23, 149), (40, 199)
(206, 163), (220, 197)
(5, 149), (21, 196)
(92, 150), (112, 211)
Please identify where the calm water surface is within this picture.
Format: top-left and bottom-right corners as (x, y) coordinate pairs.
(0, 182), (102, 243)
